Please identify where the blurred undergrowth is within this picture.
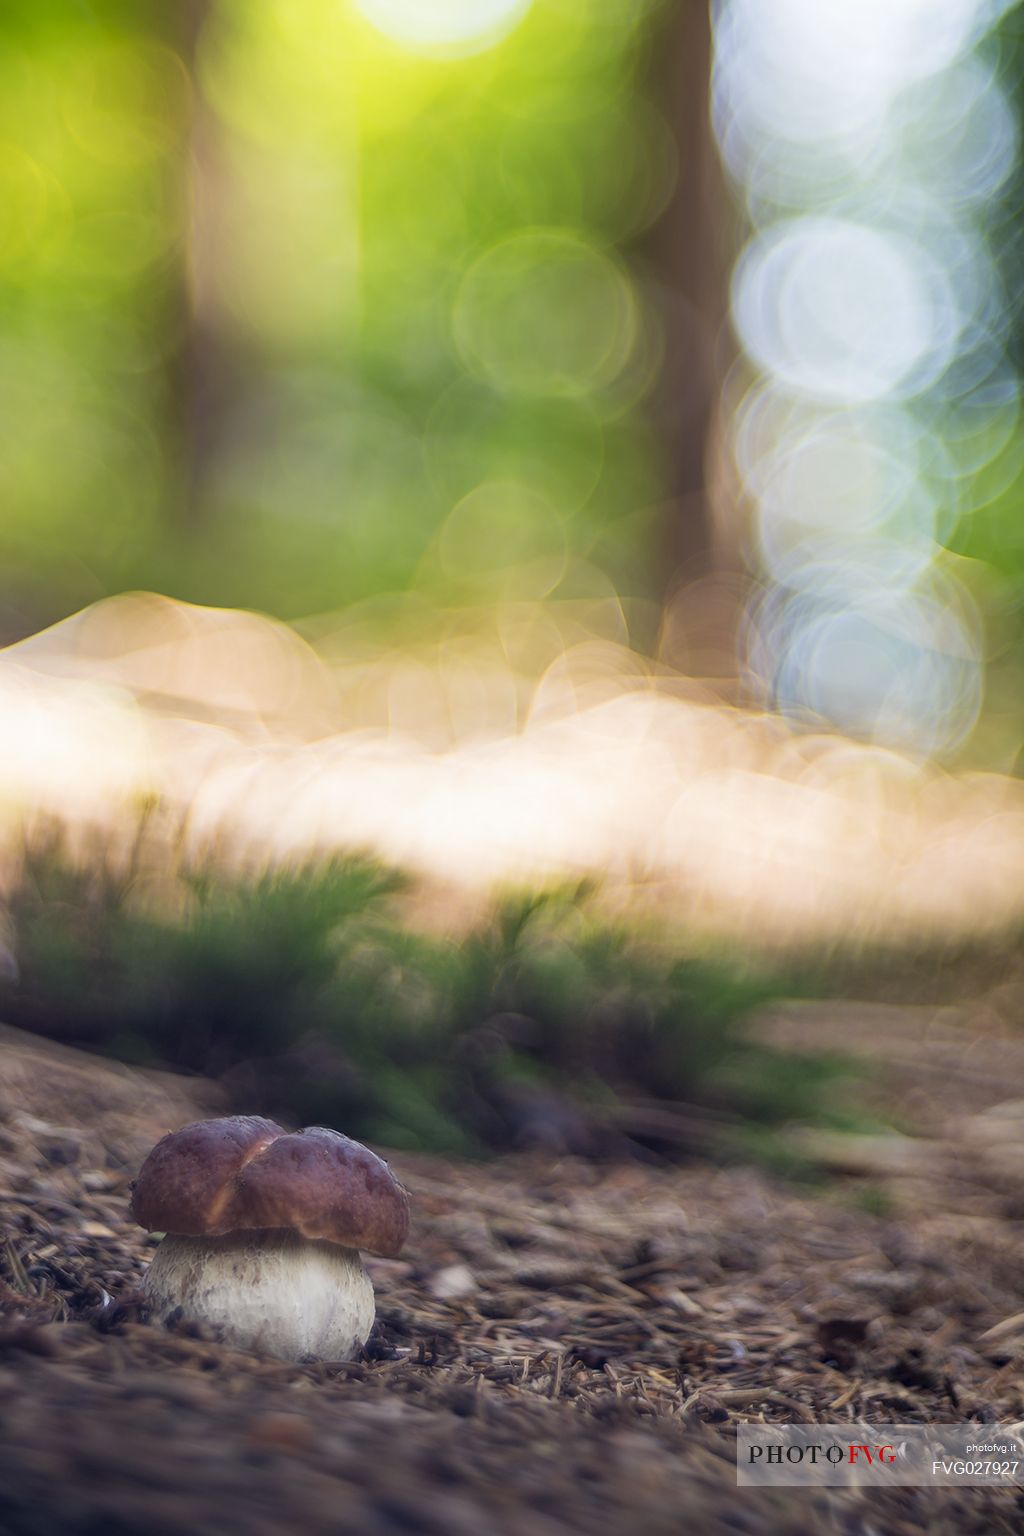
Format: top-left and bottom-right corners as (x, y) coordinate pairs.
(0, 836), (861, 1162)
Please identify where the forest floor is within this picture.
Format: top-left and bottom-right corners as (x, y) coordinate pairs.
(2, 1013), (1024, 1536)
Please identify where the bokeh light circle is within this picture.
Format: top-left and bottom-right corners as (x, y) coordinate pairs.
(751, 413), (942, 586)
(746, 573), (984, 757)
(717, 0), (1018, 760)
(732, 217), (961, 403)
(454, 229), (638, 398)
(352, 0), (532, 56)
(437, 480), (569, 598)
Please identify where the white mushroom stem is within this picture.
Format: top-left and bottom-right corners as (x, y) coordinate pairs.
(142, 1228), (375, 1362)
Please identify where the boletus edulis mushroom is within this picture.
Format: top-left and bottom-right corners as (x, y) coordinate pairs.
(130, 1116), (409, 1362)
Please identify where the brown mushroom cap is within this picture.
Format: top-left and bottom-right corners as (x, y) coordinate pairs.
(130, 1116), (410, 1258)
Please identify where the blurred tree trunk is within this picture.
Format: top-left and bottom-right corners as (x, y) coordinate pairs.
(642, 0), (743, 682)
(166, 0), (226, 525)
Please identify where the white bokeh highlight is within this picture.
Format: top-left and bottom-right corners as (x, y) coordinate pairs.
(352, 0), (532, 55)
(714, 0), (1017, 755)
(732, 218), (961, 404)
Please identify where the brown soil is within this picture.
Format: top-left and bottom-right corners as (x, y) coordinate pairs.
(1, 1024), (1023, 1536)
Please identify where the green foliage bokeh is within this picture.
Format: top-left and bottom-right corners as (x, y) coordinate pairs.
(0, 0), (672, 631)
